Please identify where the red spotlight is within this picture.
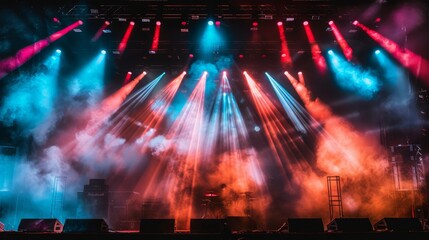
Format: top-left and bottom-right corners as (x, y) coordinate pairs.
(189, 53), (194, 58)
(130, 21), (135, 25)
(143, 71), (147, 75)
(181, 21), (187, 26)
(127, 71), (132, 75)
(243, 71), (247, 75)
(353, 20), (359, 25)
(298, 71), (302, 75)
(252, 21), (258, 27)
(277, 21), (283, 26)
(281, 53), (287, 58)
(53, 17), (60, 23)
(375, 17), (381, 23)
(284, 71), (288, 75)
(238, 54), (244, 59)
(215, 21), (221, 27)
(328, 20), (334, 25)
(78, 20), (84, 25)
(104, 21), (110, 25)
(156, 21), (161, 26)
(303, 21), (309, 26)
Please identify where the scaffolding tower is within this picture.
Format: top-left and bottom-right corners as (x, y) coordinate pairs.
(327, 176), (343, 221)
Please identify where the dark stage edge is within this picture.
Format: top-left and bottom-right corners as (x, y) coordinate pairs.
(1, 231), (429, 240)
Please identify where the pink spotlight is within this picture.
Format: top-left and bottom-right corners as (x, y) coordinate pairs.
(328, 20), (334, 25)
(281, 53), (287, 58)
(303, 21), (309, 26)
(127, 71), (132, 75)
(104, 21), (110, 25)
(277, 21), (283, 26)
(156, 21), (161, 26)
(130, 21), (135, 26)
(215, 21), (221, 27)
(252, 21), (258, 27)
(284, 71), (288, 75)
(223, 71), (227, 76)
(143, 71), (147, 75)
(78, 20), (84, 25)
(238, 54), (244, 59)
(53, 17), (60, 23)
(181, 21), (187, 26)
(189, 53), (194, 58)
(183, 71), (187, 75)
(243, 71), (247, 75)
(353, 20), (359, 25)
(298, 71), (302, 75)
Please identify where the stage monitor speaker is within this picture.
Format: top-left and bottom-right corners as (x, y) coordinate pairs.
(327, 218), (373, 232)
(374, 218), (423, 232)
(287, 218), (324, 233)
(226, 216), (257, 232)
(18, 218), (63, 233)
(190, 218), (227, 233)
(63, 219), (108, 233)
(139, 219), (175, 233)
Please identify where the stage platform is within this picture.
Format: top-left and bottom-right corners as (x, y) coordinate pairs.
(1, 231), (429, 240)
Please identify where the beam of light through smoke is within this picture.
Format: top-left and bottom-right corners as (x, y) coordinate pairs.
(202, 72), (270, 223)
(329, 21), (353, 61)
(118, 22), (135, 54)
(327, 50), (380, 99)
(285, 71), (405, 223)
(277, 22), (293, 68)
(0, 20), (83, 79)
(303, 21), (327, 74)
(243, 72), (314, 191)
(355, 22), (429, 85)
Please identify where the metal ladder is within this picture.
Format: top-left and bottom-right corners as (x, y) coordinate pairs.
(327, 176), (344, 220)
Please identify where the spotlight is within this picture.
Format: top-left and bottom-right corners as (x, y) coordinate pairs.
(127, 71), (132, 75)
(208, 20), (214, 25)
(303, 21), (309, 26)
(130, 21), (135, 25)
(223, 71), (227, 76)
(298, 71), (303, 75)
(104, 21), (110, 25)
(254, 126), (261, 132)
(52, 17), (61, 23)
(328, 20), (334, 25)
(252, 21), (258, 27)
(156, 21), (161, 26)
(243, 71), (247, 75)
(215, 21), (221, 27)
(284, 71), (288, 75)
(281, 53), (287, 58)
(143, 71), (147, 75)
(78, 20), (84, 25)
(183, 71), (187, 75)
(277, 21), (283, 26)
(353, 20), (359, 25)
(181, 21), (187, 26)
(55, 49), (62, 54)
(188, 53), (194, 58)
(238, 54), (244, 59)
(375, 49), (381, 54)
(101, 50), (107, 54)
(328, 50), (333, 55)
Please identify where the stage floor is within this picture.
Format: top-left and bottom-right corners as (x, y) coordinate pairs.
(1, 231), (429, 240)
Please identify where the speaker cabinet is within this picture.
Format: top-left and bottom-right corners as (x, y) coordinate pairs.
(190, 218), (227, 233)
(139, 219), (175, 233)
(63, 219), (108, 233)
(226, 216), (257, 232)
(287, 218), (324, 233)
(18, 218), (63, 233)
(327, 218), (373, 232)
(374, 218), (423, 232)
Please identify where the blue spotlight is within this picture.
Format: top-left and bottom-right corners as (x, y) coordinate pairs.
(101, 50), (107, 55)
(208, 20), (214, 26)
(55, 49), (62, 54)
(375, 49), (381, 55)
(328, 50), (334, 55)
